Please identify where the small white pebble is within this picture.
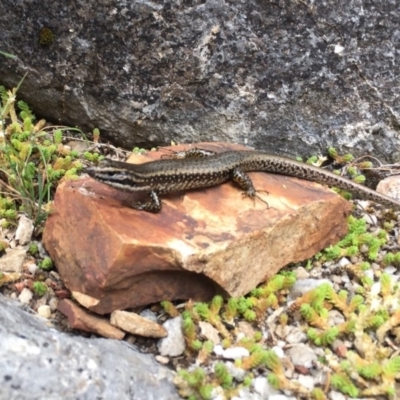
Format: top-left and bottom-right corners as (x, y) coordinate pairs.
(293, 267), (309, 280)
(157, 316), (185, 357)
(364, 269), (374, 280)
(213, 344), (224, 356)
(288, 279), (332, 300)
(328, 390), (347, 400)
(286, 344), (317, 368)
(384, 265), (397, 275)
(50, 271), (61, 280)
(253, 376), (280, 397)
(221, 347), (249, 360)
(269, 395), (297, 400)
(18, 288), (33, 304)
(225, 361), (246, 382)
(155, 355), (169, 364)
(297, 374), (314, 391)
(370, 262), (380, 270)
(37, 305), (51, 319)
(48, 297), (59, 311)
(26, 262), (38, 275)
(286, 327), (307, 344)
(271, 346), (285, 358)
(337, 257), (350, 267)
(331, 275), (343, 285)
(340, 274), (350, 283)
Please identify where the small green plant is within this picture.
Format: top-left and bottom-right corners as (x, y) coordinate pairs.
(132, 147), (147, 154)
(0, 79), (85, 226)
(28, 243), (39, 255)
(32, 281), (47, 296)
(320, 215), (387, 262)
(39, 257), (53, 270)
(176, 368), (213, 400)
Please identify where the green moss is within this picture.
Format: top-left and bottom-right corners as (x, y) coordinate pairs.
(32, 281), (47, 296)
(39, 257), (53, 271)
(331, 373), (359, 397)
(28, 243), (39, 255)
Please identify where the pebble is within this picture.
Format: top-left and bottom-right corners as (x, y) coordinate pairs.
(286, 344), (317, 369)
(157, 316), (185, 357)
(26, 261), (38, 275)
(236, 321), (255, 338)
(225, 361), (246, 382)
(35, 297), (48, 308)
(328, 390), (347, 400)
(271, 346), (285, 359)
(328, 309), (345, 326)
(384, 265), (397, 275)
(274, 324), (291, 339)
(49, 270), (61, 280)
(15, 215), (34, 245)
(37, 305), (52, 319)
(252, 376), (280, 398)
(233, 387), (262, 400)
(48, 297), (59, 311)
(155, 355), (169, 364)
(140, 308), (158, 322)
(297, 374), (314, 391)
(18, 288), (33, 304)
(213, 344), (224, 356)
(288, 279), (332, 301)
(337, 257), (350, 267)
(199, 321), (220, 344)
(331, 275), (343, 285)
(0, 247), (27, 273)
(220, 346), (249, 360)
(269, 395), (297, 400)
(293, 267), (309, 280)
(340, 274), (350, 283)
(285, 327), (307, 344)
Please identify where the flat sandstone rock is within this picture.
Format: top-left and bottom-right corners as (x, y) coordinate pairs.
(43, 143), (351, 314)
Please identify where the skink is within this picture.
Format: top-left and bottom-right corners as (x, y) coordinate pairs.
(86, 148), (400, 212)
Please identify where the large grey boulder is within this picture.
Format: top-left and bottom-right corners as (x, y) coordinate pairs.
(0, 295), (180, 400)
(0, 1), (399, 160)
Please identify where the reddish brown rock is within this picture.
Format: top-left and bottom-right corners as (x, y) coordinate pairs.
(58, 299), (125, 339)
(43, 143), (352, 314)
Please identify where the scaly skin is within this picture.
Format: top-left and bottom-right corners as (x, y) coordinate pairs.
(86, 150), (400, 212)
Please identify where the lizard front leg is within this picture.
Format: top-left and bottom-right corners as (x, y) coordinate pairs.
(231, 168), (269, 207)
(123, 190), (162, 213)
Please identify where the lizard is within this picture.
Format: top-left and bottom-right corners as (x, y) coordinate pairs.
(85, 148), (400, 212)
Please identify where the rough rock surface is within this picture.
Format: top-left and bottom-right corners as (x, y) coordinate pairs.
(0, 294), (179, 400)
(0, 1), (399, 161)
(43, 144), (351, 314)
